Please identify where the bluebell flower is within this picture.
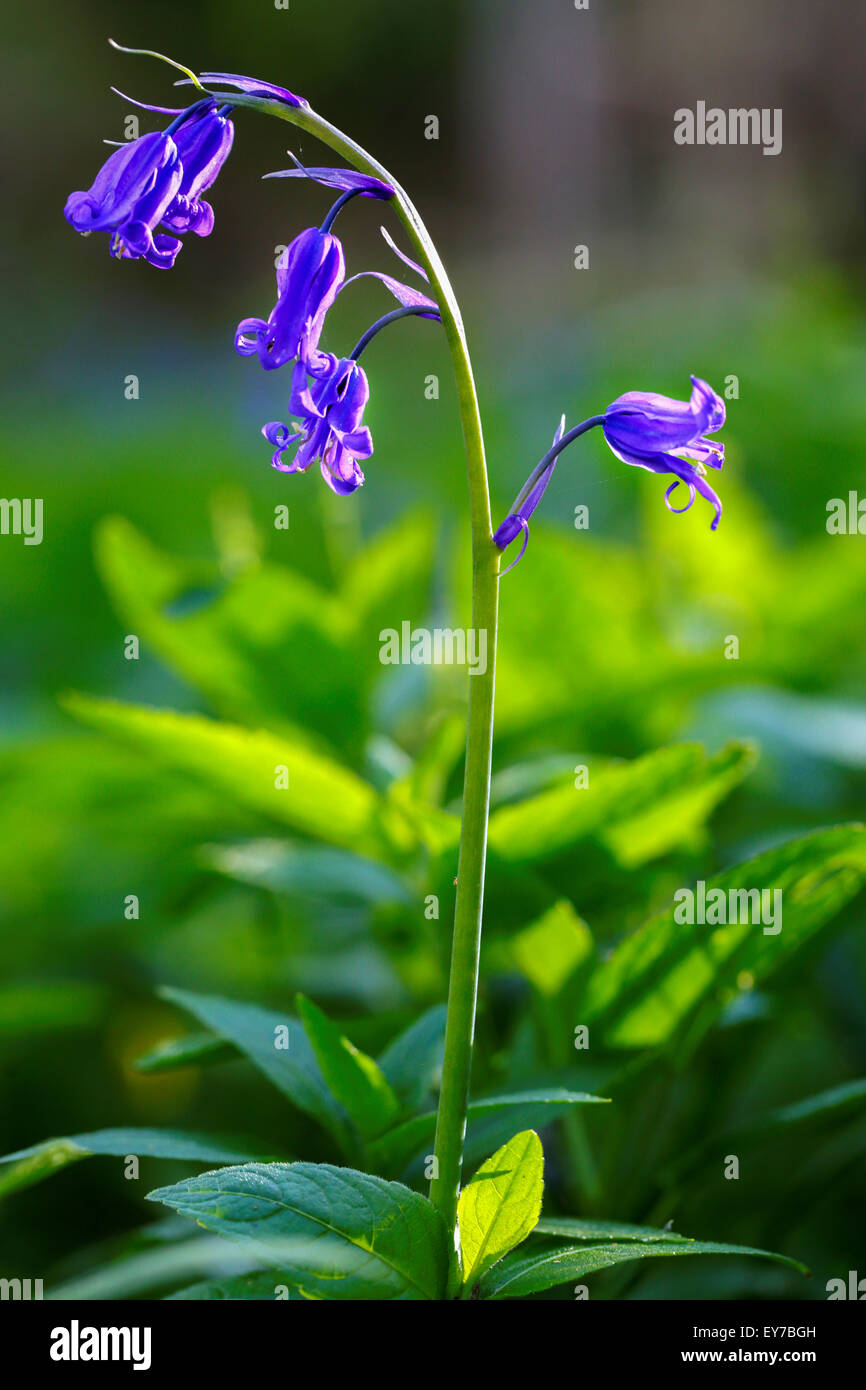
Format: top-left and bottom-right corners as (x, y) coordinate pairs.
(603, 375), (725, 529)
(263, 353), (373, 494)
(64, 129), (183, 268)
(234, 227), (346, 370)
(494, 375), (725, 575)
(161, 101), (234, 237)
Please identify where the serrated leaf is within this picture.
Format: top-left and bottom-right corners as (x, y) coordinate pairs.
(481, 1239), (808, 1299)
(161, 988), (354, 1155)
(377, 1005), (447, 1111)
(580, 824), (866, 1050)
(296, 995), (400, 1139)
(369, 1088), (608, 1177)
(149, 1161), (449, 1301)
(488, 742), (755, 867)
(0, 1129), (268, 1200)
(458, 1131), (544, 1293)
(61, 695), (420, 865)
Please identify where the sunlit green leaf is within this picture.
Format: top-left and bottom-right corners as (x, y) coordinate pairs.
(62, 695), (420, 865)
(581, 825), (866, 1050)
(509, 900), (594, 996)
(488, 742), (755, 868)
(458, 1130), (544, 1293)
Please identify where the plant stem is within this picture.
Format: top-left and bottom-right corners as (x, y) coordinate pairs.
(228, 93), (500, 1237)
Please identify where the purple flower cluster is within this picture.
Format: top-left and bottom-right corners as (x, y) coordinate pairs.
(64, 99), (234, 268)
(236, 164), (439, 495)
(64, 71), (440, 495)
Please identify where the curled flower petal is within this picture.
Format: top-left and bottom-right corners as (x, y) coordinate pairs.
(259, 356), (373, 493)
(665, 479), (696, 514)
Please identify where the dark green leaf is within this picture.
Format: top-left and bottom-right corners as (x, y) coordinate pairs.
(369, 1088), (608, 1177)
(377, 1005), (447, 1111)
(296, 994), (400, 1139)
(0, 1129), (268, 1200)
(481, 1239), (808, 1299)
(149, 1161), (449, 1301)
(161, 987), (354, 1154)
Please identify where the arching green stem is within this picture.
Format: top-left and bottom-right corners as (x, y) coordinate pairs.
(214, 89), (500, 1242)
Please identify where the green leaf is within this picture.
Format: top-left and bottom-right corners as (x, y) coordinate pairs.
(369, 1088), (608, 1177)
(377, 1005), (447, 1111)
(488, 742), (755, 868)
(509, 900), (594, 996)
(533, 1216), (688, 1243)
(149, 1161), (449, 1301)
(580, 825), (866, 1050)
(95, 516), (363, 749)
(296, 995), (400, 1139)
(170, 1271), (304, 1300)
(458, 1130), (544, 1294)
(132, 1032), (237, 1074)
(666, 1078), (866, 1184)
(61, 695), (421, 865)
(47, 1235), (251, 1301)
(203, 838), (411, 904)
(0, 1129), (268, 1201)
(481, 1239), (808, 1299)
(161, 987), (354, 1154)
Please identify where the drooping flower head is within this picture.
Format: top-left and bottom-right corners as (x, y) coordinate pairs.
(493, 375), (726, 574)
(64, 95), (235, 266)
(235, 226), (346, 370)
(603, 375), (725, 529)
(161, 101), (235, 236)
(263, 353), (373, 495)
(64, 129), (183, 268)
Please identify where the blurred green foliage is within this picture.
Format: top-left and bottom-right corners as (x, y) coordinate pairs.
(2, 0), (866, 1296)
